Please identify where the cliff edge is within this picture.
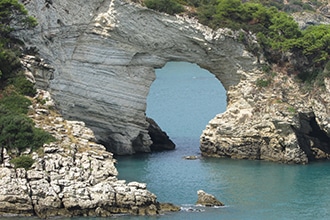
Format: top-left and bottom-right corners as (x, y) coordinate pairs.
(15, 0), (330, 162)
(16, 0), (257, 155)
(0, 90), (179, 217)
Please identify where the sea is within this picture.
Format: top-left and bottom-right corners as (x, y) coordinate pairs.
(115, 62), (330, 220)
(2, 62), (330, 220)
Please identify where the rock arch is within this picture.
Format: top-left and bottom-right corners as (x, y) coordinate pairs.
(18, 0), (258, 155)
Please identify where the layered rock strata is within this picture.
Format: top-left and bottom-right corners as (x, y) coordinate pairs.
(16, 0), (257, 155)
(0, 90), (179, 218)
(16, 0), (330, 163)
(200, 70), (330, 164)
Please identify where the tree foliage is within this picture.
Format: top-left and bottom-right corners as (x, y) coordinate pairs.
(0, 0), (54, 164)
(0, 110), (55, 162)
(144, 0), (184, 15)
(0, 0), (37, 80)
(11, 155), (35, 169)
(0, 94), (31, 114)
(194, 0), (330, 82)
(0, 0), (37, 37)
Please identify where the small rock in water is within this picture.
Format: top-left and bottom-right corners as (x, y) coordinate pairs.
(196, 190), (224, 207)
(183, 155), (199, 160)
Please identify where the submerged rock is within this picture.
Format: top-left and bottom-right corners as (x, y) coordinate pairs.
(183, 155), (199, 160)
(196, 190), (224, 207)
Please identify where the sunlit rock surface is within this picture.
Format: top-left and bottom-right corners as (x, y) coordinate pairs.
(17, 0), (257, 155)
(16, 0), (330, 162)
(0, 90), (179, 218)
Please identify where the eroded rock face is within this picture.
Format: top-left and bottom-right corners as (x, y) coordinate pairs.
(17, 0), (257, 155)
(200, 69), (330, 164)
(0, 90), (178, 218)
(146, 117), (175, 151)
(17, 0), (330, 162)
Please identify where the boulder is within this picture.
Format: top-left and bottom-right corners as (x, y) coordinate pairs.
(196, 190), (224, 207)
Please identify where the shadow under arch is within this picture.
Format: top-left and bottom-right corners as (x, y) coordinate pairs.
(146, 61), (227, 151)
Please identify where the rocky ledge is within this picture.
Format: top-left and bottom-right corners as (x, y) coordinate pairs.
(201, 68), (330, 164)
(0, 90), (179, 218)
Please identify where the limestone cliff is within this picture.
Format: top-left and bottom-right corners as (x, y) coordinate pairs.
(16, 0), (257, 155)
(200, 69), (330, 164)
(0, 90), (179, 217)
(16, 0), (330, 163)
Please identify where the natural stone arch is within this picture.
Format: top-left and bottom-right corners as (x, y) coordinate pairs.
(18, 0), (258, 155)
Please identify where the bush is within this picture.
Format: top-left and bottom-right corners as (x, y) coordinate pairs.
(0, 113), (56, 163)
(145, 0), (184, 15)
(11, 155), (35, 169)
(0, 94), (31, 114)
(11, 74), (36, 97)
(0, 0), (37, 36)
(0, 114), (35, 153)
(32, 127), (56, 151)
(256, 78), (271, 88)
(0, 47), (21, 81)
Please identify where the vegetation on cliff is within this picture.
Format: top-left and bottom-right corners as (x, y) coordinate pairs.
(144, 0), (330, 83)
(0, 0), (54, 166)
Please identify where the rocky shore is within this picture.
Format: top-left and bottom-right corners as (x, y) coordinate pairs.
(0, 90), (179, 218)
(200, 69), (330, 164)
(1, 0), (329, 217)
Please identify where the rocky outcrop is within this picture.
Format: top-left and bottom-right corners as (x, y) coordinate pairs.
(16, 0), (257, 155)
(0, 90), (179, 218)
(146, 117), (175, 151)
(200, 68), (330, 164)
(196, 190), (224, 207)
(292, 11), (330, 29)
(16, 0), (330, 163)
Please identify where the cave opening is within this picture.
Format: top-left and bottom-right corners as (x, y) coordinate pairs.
(294, 112), (330, 161)
(146, 61), (227, 151)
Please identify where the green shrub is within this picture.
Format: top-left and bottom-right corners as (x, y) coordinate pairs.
(0, 48), (21, 81)
(0, 0), (37, 36)
(0, 113), (56, 163)
(0, 94), (31, 114)
(195, 0), (329, 83)
(11, 155), (35, 169)
(0, 114), (35, 152)
(287, 106), (296, 114)
(145, 0), (184, 15)
(256, 78), (271, 88)
(32, 127), (56, 150)
(11, 74), (36, 97)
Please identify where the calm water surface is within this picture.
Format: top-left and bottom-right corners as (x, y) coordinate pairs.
(116, 62), (330, 220)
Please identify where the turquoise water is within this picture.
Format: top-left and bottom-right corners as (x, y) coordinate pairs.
(2, 62), (330, 220)
(115, 62), (330, 220)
